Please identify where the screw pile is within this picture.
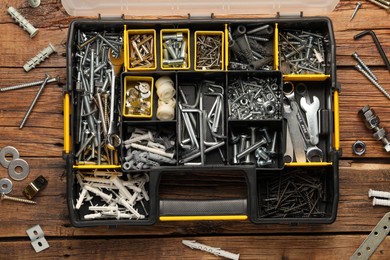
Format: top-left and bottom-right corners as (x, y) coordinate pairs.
(227, 76), (282, 120)
(229, 24), (274, 70)
(258, 169), (327, 218)
(196, 35), (223, 70)
(129, 33), (155, 69)
(279, 30), (329, 74)
(74, 30), (123, 165)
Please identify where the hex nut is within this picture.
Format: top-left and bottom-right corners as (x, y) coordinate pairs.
(352, 140), (366, 156)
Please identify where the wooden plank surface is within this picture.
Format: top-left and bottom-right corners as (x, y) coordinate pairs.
(0, 0), (390, 259)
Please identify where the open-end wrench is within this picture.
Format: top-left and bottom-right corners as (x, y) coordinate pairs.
(300, 96), (320, 145)
(283, 101), (306, 162)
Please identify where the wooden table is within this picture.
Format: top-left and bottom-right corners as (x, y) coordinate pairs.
(0, 0), (389, 259)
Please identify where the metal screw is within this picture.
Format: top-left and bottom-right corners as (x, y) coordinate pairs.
(0, 76), (59, 92)
(350, 2), (362, 21)
(355, 64), (390, 100)
(352, 52), (377, 81)
(1, 193), (36, 204)
(19, 74), (50, 129)
(269, 131), (278, 156)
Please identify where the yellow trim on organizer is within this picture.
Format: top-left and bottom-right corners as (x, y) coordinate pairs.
(285, 162), (333, 167)
(333, 90), (340, 150)
(274, 23), (278, 70)
(123, 25), (128, 72)
(159, 215), (248, 221)
(160, 28), (190, 70)
(64, 93), (71, 154)
(225, 24), (229, 71)
(73, 165), (121, 169)
(283, 74), (330, 81)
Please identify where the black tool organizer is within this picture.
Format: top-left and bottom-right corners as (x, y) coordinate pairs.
(64, 17), (339, 227)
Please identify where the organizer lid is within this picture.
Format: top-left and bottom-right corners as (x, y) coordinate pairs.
(61, 0), (339, 17)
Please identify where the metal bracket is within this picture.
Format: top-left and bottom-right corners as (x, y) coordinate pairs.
(350, 212), (390, 259)
(26, 225), (49, 253)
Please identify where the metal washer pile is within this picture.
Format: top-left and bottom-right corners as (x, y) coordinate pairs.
(0, 146), (30, 183)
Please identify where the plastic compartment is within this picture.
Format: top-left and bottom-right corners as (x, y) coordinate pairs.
(194, 31), (225, 71)
(248, 159), (339, 224)
(122, 76), (154, 118)
(125, 29), (157, 71)
(160, 29), (190, 70)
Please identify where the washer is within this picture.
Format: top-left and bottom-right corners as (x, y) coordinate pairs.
(353, 140), (366, 156)
(8, 158), (30, 181)
(0, 178), (13, 194)
(0, 146), (20, 168)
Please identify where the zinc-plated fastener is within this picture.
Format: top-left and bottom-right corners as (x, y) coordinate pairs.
(351, 52), (377, 81)
(1, 193), (36, 204)
(236, 136), (267, 160)
(19, 74), (50, 129)
(7, 7), (38, 38)
(23, 43), (57, 72)
(355, 64), (390, 100)
(350, 2), (362, 21)
(0, 76), (59, 92)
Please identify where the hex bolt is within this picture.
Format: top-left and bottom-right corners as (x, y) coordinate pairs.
(352, 52), (377, 81)
(1, 193), (36, 204)
(350, 2), (362, 21)
(368, 189), (390, 199)
(28, 0), (41, 8)
(19, 74), (50, 129)
(355, 64), (390, 100)
(269, 131), (278, 156)
(23, 43), (57, 72)
(0, 76), (59, 92)
(236, 136), (267, 160)
(250, 127), (257, 145)
(372, 197), (390, 207)
(7, 6), (38, 38)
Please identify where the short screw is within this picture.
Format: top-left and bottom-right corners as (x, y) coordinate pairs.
(350, 2), (361, 21)
(1, 193), (36, 204)
(0, 76), (59, 92)
(355, 64), (390, 100)
(352, 52), (377, 81)
(372, 197), (390, 207)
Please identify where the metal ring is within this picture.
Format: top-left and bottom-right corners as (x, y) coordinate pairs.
(0, 178), (13, 194)
(8, 158), (30, 181)
(0, 146), (20, 168)
(353, 140), (366, 156)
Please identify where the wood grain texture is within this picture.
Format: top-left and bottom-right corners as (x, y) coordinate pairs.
(0, 0), (390, 259)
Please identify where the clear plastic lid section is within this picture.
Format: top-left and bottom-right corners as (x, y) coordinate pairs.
(61, 0), (339, 17)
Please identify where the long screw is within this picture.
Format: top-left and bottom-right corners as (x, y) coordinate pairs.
(19, 74), (50, 129)
(0, 76), (59, 92)
(350, 2), (361, 21)
(352, 52), (377, 81)
(1, 193), (36, 204)
(355, 64), (390, 100)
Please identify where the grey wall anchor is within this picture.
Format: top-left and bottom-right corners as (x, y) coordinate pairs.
(7, 6), (39, 38)
(23, 44), (57, 72)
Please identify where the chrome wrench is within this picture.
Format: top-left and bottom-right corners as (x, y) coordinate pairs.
(283, 101), (306, 162)
(300, 96), (320, 145)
